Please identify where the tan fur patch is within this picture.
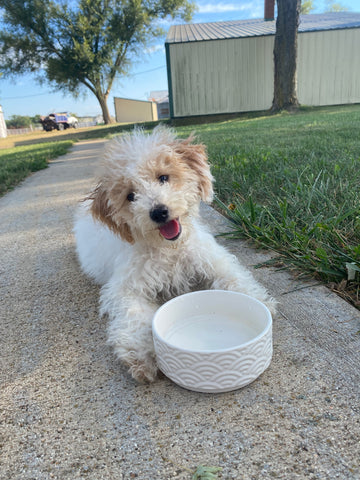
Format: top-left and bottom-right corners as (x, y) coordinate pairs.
(87, 184), (134, 244)
(173, 136), (214, 202)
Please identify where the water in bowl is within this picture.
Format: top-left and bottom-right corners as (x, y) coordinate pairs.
(164, 313), (257, 351)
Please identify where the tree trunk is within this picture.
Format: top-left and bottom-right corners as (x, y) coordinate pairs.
(271, 0), (301, 113)
(97, 93), (114, 124)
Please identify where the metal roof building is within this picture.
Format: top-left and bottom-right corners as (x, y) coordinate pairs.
(165, 12), (360, 118)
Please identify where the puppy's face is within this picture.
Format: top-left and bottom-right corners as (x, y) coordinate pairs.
(89, 127), (213, 245)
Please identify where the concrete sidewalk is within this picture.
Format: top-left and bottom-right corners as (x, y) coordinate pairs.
(0, 140), (359, 480)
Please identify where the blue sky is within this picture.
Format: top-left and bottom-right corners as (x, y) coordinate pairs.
(1, 0), (359, 120)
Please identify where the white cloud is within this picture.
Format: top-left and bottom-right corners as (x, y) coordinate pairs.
(144, 44), (165, 55)
(197, 2), (258, 14)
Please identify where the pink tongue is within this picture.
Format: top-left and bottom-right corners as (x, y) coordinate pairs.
(159, 219), (180, 240)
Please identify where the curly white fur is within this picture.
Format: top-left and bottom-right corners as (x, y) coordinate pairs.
(74, 126), (276, 382)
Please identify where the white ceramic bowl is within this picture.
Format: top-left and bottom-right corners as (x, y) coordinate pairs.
(152, 290), (272, 393)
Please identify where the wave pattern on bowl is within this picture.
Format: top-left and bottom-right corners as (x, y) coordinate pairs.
(154, 328), (272, 393)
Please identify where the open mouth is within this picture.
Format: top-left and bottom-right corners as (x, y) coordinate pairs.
(158, 218), (182, 241)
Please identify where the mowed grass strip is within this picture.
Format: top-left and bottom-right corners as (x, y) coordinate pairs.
(0, 141), (74, 195)
(176, 105), (360, 304)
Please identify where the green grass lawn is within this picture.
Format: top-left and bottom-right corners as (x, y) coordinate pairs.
(0, 141), (74, 195)
(176, 105), (360, 305)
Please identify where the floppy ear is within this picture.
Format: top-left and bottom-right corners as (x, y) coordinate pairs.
(174, 136), (214, 203)
(87, 184), (134, 244)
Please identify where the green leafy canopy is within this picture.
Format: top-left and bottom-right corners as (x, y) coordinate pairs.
(0, 0), (195, 122)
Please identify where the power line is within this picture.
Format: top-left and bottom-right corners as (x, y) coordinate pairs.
(2, 91), (53, 100)
(2, 65), (166, 100)
(131, 65), (165, 76)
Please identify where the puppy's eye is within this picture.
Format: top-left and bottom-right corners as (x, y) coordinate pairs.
(159, 175), (169, 184)
(127, 192), (135, 202)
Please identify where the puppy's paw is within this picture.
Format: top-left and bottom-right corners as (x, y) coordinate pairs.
(128, 358), (158, 383)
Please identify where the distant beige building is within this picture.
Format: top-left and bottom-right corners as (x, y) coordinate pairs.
(0, 106), (7, 138)
(149, 91), (170, 119)
(114, 97), (158, 124)
(165, 12), (360, 118)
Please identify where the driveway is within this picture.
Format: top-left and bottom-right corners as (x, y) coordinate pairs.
(1, 140), (359, 479)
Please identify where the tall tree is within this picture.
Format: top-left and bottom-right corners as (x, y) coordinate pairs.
(0, 0), (194, 124)
(325, 0), (348, 12)
(301, 0), (348, 14)
(300, 0), (314, 14)
(271, 0), (301, 113)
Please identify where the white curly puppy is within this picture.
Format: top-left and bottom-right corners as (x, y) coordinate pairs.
(74, 126), (275, 382)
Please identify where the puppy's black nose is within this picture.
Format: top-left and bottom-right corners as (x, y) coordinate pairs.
(150, 204), (169, 224)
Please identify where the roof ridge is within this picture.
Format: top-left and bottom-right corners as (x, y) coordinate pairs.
(166, 11), (360, 44)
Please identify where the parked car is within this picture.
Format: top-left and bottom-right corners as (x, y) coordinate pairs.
(40, 113), (78, 131)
